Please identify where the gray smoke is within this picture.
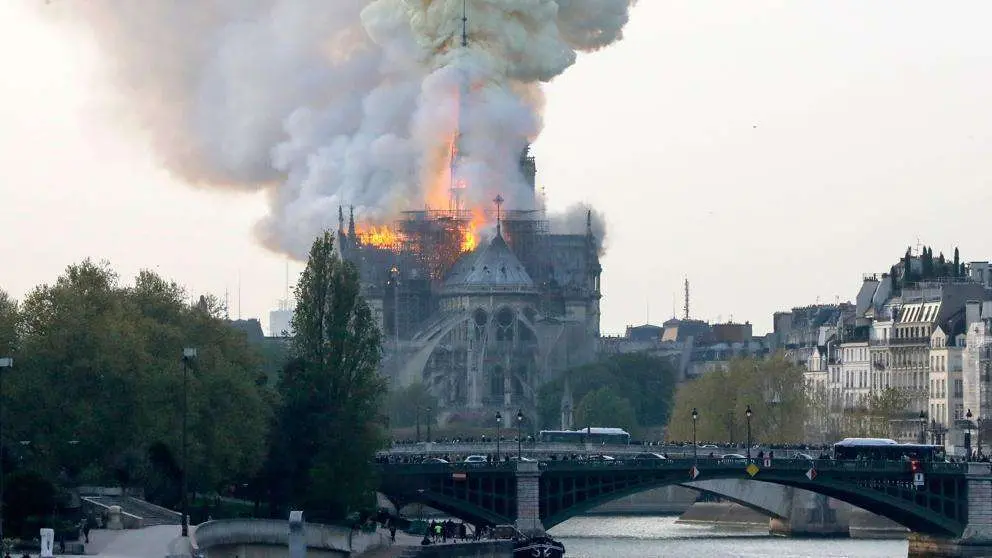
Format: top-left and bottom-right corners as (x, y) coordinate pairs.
(44, 0), (636, 258)
(549, 203), (608, 256)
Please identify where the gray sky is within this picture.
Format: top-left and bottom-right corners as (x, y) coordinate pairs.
(2, 1), (992, 335)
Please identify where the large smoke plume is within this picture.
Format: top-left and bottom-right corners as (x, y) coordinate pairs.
(45, 0), (635, 258)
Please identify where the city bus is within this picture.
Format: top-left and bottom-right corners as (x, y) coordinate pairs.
(832, 438), (947, 462)
(538, 427), (631, 445)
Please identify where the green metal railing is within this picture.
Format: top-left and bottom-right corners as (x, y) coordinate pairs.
(379, 458), (968, 475)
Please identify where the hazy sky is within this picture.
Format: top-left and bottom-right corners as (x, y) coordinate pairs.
(3, 1), (992, 336)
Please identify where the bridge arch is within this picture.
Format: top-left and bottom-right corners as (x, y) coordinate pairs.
(537, 464), (965, 536)
(378, 460), (969, 537)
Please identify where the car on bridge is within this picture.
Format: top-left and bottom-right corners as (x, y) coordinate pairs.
(464, 455), (487, 463)
(721, 453), (747, 459)
(632, 452), (667, 460)
(425, 457), (450, 464)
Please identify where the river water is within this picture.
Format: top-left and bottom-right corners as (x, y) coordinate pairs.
(547, 516), (908, 558)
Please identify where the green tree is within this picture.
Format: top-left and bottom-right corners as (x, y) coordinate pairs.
(954, 247), (961, 277)
(537, 353), (677, 431)
(267, 231), (386, 521)
(6, 261), (270, 504)
(387, 382), (437, 429)
(0, 290), (17, 356)
(842, 388), (908, 438)
(574, 387), (638, 434)
(667, 355), (808, 444)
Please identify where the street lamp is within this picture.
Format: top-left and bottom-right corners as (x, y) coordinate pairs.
(181, 348), (196, 538)
(426, 407), (432, 443)
(919, 410), (927, 444)
(966, 409), (973, 460)
(978, 417), (984, 460)
(516, 410), (524, 460)
(416, 406), (421, 443)
(0, 356), (13, 542)
(745, 404), (753, 462)
(691, 408), (698, 464)
(495, 412), (502, 461)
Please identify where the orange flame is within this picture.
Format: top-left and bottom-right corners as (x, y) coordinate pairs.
(461, 222), (478, 252)
(357, 225), (403, 250)
(460, 208), (486, 253)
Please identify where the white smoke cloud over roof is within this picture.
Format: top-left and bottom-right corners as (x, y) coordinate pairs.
(45, 0), (636, 258)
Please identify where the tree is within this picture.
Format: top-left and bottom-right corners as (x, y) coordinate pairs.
(266, 231), (386, 521)
(537, 353), (677, 431)
(0, 290), (17, 357)
(5, 260), (271, 506)
(574, 387), (638, 434)
(842, 388), (908, 438)
(386, 382), (437, 429)
(954, 247), (961, 277)
(666, 355), (808, 444)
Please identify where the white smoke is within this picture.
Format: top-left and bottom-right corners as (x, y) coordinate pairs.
(44, 0), (636, 258)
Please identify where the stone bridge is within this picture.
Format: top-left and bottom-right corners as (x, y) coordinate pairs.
(378, 458), (992, 556)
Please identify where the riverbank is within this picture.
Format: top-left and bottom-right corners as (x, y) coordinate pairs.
(676, 502), (770, 527)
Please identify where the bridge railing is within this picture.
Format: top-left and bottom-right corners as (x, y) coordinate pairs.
(379, 457), (969, 475)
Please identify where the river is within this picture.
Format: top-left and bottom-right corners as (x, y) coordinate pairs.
(547, 516), (908, 558)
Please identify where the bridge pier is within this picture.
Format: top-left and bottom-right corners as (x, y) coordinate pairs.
(909, 464), (992, 557)
(515, 461), (545, 536)
(768, 491), (849, 537)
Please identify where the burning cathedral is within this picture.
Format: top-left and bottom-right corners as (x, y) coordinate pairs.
(338, 148), (602, 424)
(53, 0), (632, 425)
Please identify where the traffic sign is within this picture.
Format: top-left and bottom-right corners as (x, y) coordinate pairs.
(913, 472), (925, 488)
(806, 468), (817, 481)
(452, 472), (467, 481)
(746, 463), (760, 477)
(690, 466), (700, 480)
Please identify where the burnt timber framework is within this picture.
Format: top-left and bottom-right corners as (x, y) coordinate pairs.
(377, 458), (975, 537)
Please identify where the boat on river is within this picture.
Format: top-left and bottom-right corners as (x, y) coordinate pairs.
(513, 534), (565, 557)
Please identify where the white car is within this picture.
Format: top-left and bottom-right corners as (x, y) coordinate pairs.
(463, 455), (488, 463)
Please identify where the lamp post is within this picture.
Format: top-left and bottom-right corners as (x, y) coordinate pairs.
(495, 412), (502, 461)
(181, 348), (196, 538)
(919, 410), (927, 444)
(966, 409), (973, 460)
(426, 407), (432, 443)
(416, 406), (421, 443)
(978, 417), (984, 460)
(745, 404), (753, 462)
(0, 356), (13, 543)
(691, 408), (698, 464)
(516, 410), (523, 460)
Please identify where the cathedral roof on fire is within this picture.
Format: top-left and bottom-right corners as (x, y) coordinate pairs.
(442, 232), (537, 295)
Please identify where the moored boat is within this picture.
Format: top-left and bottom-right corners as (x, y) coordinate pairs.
(513, 534), (565, 557)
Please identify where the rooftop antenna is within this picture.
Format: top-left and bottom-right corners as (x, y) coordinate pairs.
(646, 297), (650, 325)
(283, 259), (291, 310)
(494, 194), (504, 237)
(224, 287), (230, 320)
(672, 292), (677, 319)
(683, 278), (690, 320)
(237, 271), (242, 320)
(461, 0), (468, 48)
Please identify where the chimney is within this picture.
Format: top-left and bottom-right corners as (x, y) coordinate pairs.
(966, 300), (981, 327)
